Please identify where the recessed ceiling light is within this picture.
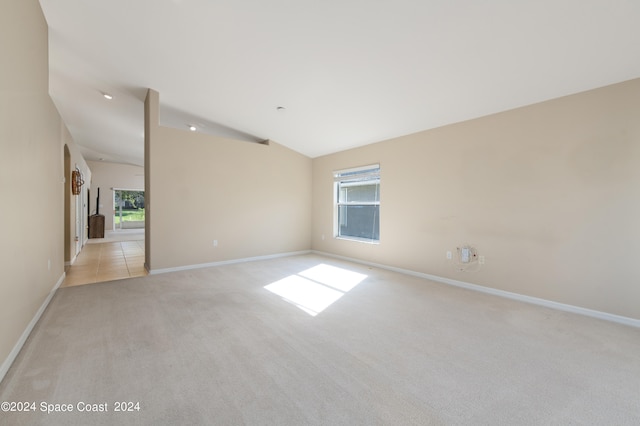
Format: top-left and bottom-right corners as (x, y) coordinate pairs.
(103, 93), (113, 100)
(189, 125), (197, 131)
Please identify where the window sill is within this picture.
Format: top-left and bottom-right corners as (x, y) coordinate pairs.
(335, 236), (380, 245)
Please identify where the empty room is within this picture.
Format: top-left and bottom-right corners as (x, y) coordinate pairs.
(1, 1), (639, 425)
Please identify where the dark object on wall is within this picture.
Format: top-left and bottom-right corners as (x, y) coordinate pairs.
(96, 187), (101, 215)
(71, 167), (84, 195)
(88, 187), (105, 239)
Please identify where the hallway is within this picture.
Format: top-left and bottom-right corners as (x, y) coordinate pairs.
(63, 240), (147, 287)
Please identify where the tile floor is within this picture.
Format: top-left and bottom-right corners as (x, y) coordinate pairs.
(62, 240), (147, 287)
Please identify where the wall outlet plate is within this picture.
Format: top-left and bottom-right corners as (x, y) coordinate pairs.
(461, 247), (470, 263)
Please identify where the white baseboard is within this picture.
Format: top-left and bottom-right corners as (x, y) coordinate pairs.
(0, 272), (66, 384)
(312, 250), (640, 329)
(148, 250), (312, 275)
(64, 254), (77, 267)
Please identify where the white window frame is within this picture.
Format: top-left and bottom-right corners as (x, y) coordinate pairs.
(333, 164), (380, 243)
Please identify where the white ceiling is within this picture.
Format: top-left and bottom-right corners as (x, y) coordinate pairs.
(39, 0), (640, 166)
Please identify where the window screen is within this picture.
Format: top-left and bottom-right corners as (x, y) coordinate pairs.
(334, 165), (380, 242)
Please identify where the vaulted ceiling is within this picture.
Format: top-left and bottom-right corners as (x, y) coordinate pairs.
(39, 0), (640, 166)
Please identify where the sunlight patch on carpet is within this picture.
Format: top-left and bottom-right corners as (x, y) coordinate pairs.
(264, 264), (367, 316)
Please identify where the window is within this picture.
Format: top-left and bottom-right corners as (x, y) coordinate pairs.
(334, 164), (380, 243)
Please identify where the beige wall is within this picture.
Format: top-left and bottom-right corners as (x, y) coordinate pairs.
(0, 0), (87, 377)
(87, 160), (144, 231)
(145, 90), (312, 271)
(312, 78), (640, 320)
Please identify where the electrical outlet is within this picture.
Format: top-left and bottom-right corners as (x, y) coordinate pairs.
(213, 240), (218, 247)
(446, 251), (452, 260)
(479, 256), (485, 265)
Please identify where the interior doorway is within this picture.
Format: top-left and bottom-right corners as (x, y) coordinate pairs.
(75, 182), (82, 254)
(64, 145), (71, 264)
(113, 189), (145, 230)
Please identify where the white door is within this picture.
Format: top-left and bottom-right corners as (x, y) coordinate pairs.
(75, 193), (82, 255)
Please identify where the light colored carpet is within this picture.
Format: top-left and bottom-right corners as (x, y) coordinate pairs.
(1, 254), (639, 425)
